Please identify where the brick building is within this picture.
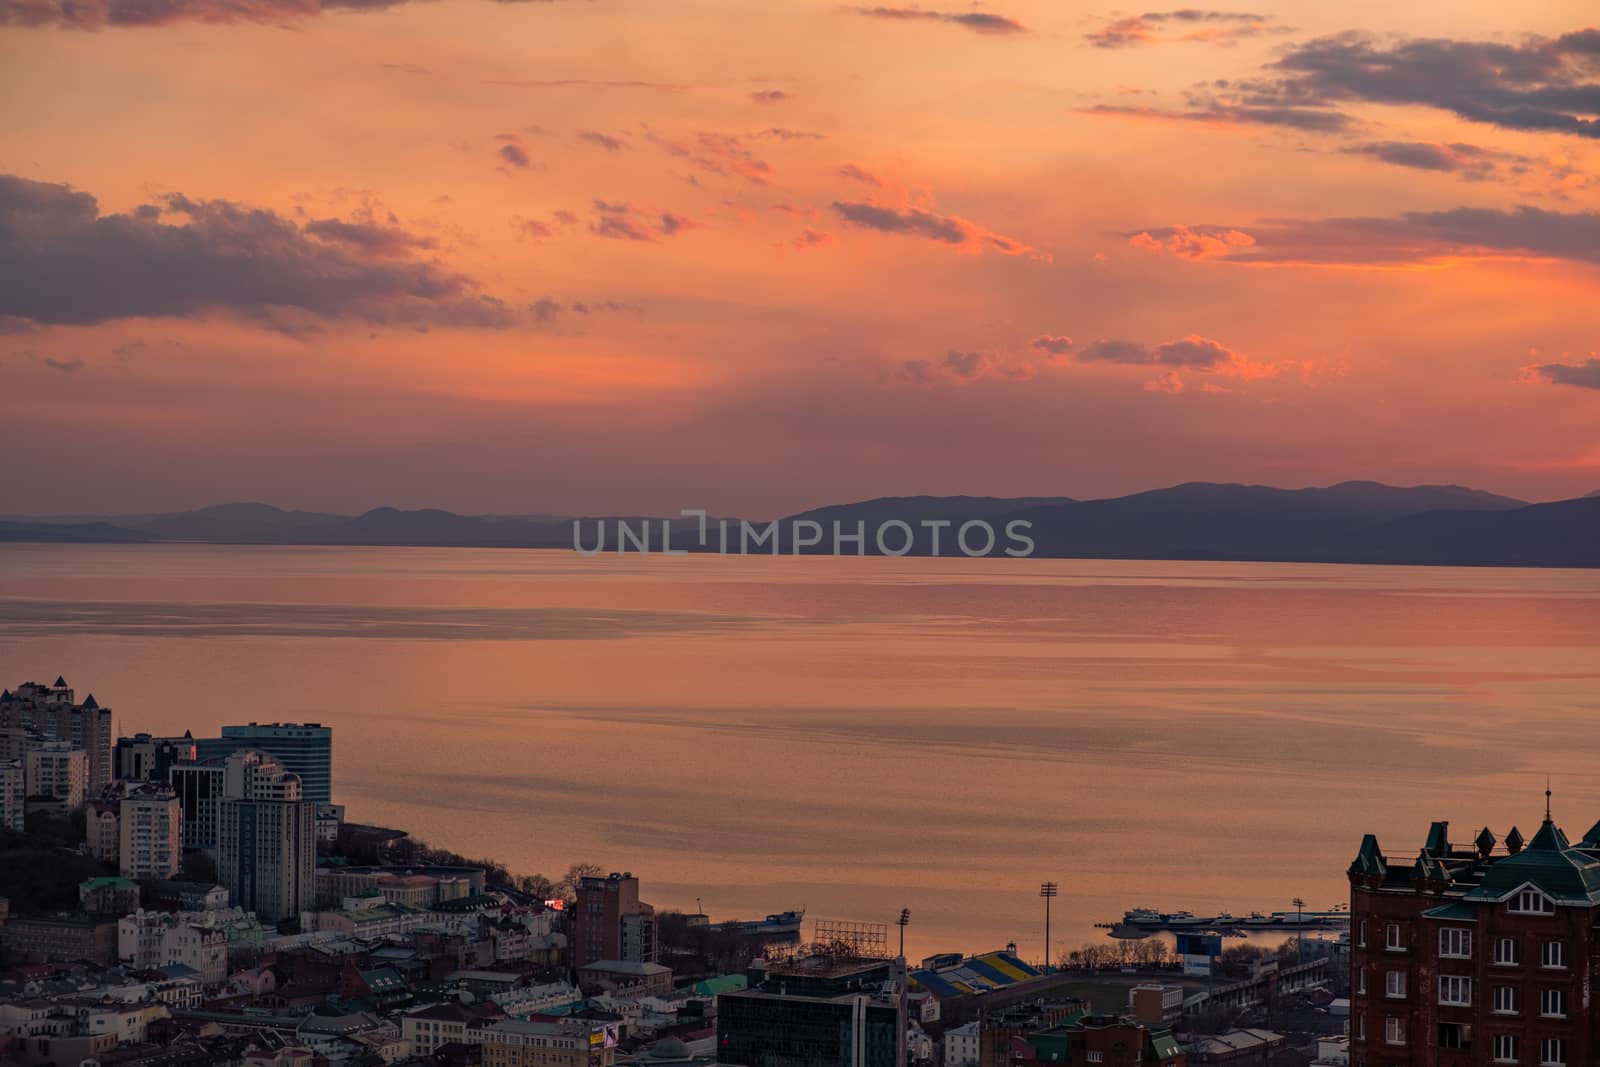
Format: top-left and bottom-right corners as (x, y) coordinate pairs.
(573, 872), (656, 968)
(1349, 808), (1600, 1067)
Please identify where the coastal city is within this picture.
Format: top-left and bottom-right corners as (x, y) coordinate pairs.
(2, 676), (1594, 1067)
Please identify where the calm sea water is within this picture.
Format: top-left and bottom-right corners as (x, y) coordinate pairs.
(2, 544), (1597, 962)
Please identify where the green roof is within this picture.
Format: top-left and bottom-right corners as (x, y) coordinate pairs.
(689, 974), (747, 997)
(1421, 901), (1478, 921)
(1465, 820), (1600, 904)
(80, 876), (138, 890)
(1150, 1031), (1182, 1059)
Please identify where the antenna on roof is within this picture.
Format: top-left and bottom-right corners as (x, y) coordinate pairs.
(1546, 777), (1553, 823)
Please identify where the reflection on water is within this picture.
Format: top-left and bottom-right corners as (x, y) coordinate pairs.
(1, 543), (1597, 962)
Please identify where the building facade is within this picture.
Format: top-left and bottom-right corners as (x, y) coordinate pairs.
(0, 679), (114, 792)
(218, 749), (317, 923)
(119, 781), (183, 880)
(718, 956), (906, 1067)
(0, 757), (22, 832)
(1349, 814), (1600, 1067)
(24, 741), (87, 808)
(113, 731), (197, 782)
(197, 723), (332, 803)
(170, 759), (225, 855)
(574, 872), (657, 968)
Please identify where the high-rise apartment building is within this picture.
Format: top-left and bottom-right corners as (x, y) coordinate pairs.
(0, 759), (23, 832)
(24, 741), (87, 808)
(218, 749), (316, 923)
(0, 680), (113, 792)
(169, 759), (226, 855)
(119, 782), (182, 880)
(114, 732), (197, 782)
(1349, 810), (1600, 1067)
(196, 723), (332, 803)
(573, 872), (657, 968)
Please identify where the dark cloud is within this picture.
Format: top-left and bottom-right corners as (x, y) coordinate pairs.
(1240, 28), (1600, 139)
(1078, 336), (1236, 368)
(643, 130), (775, 186)
(577, 130), (625, 152)
(751, 128), (826, 141)
(1130, 206), (1600, 267)
(588, 200), (698, 242)
(785, 227), (834, 251)
(43, 356), (85, 373)
(1342, 141), (1534, 181)
(303, 217), (437, 258)
(571, 300), (638, 314)
(897, 349), (1038, 385)
(1, 0), (563, 29)
(1029, 335), (1074, 355)
(1077, 339), (1156, 364)
(838, 163), (884, 187)
(1527, 358), (1600, 389)
(0, 174), (511, 328)
(498, 142), (532, 168)
(528, 296), (638, 323)
(751, 90), (790, 104)
(850, 6), (1026, 35)
(1080, 102), (1352, 132)
(1087, 9), (1273, 49)
(831, 200), (1046, 258)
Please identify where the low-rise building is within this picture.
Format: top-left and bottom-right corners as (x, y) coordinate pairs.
(578, 959), (674, 998)
(468, 1017), (615, 1067)
(401, 1001), (505, 1056)
(0, 914), (119, 965)
(87, 796), (121, 862)
(946, 1021), (980, 1067)
(79, 875), (141, 917)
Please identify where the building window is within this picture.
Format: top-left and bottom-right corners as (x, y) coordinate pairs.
(1494, 1034), (1520, 1064)
(1440, 975), (1472, 1006)
(1495, 937), (1520, 966)
(1438, 1023), (1472, 1050)
(1540, 1038), (1566, 1066)
(1358, 919), (1366, 947)
(1540, 988), (1567, 1018)
(1493, 985), (1520, 1014)
(1510, 889), (1553, 915)
(1385, 970), (1407, 998)
(1355, 1015), (1365, 1041)
(1385, 1017), (1406, 1046)
(1541, 941), (1567, 969)
(1356, 968), (1366, 995)
(1386, 923), (1405, 951)
(1439, 927), (1472, 958)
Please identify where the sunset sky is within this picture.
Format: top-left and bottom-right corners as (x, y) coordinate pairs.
(2, 0), (1598, 516)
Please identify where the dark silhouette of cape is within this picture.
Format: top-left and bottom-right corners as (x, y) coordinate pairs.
(3, 481), (1597, 567)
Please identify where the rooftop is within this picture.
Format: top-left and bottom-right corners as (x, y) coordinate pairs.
(1351, 811), (1600, 906)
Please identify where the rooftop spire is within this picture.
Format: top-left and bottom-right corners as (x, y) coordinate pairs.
(1546, 777), (1552, 823)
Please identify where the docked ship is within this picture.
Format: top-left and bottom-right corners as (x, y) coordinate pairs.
(708, 910), (806, 938)
(1097, 906), (1348, 938)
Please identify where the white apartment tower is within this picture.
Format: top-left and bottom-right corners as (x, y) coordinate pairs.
(119, 782), (182, 880)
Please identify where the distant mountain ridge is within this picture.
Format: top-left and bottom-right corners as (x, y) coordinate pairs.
(3, 481), (1597, 567)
